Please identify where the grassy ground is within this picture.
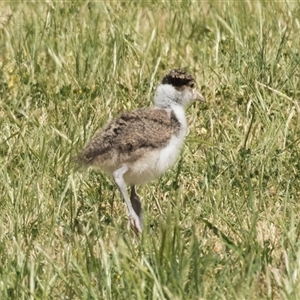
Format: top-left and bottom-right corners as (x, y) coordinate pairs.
(1, 1), (300, 299)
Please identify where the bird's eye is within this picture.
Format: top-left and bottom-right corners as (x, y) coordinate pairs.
(190, 82), (195, 88)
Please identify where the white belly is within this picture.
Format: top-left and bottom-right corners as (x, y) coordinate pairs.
(123, 133), (185, 185)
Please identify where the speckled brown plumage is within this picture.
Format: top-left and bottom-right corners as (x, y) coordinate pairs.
(78, 108), (181, 168)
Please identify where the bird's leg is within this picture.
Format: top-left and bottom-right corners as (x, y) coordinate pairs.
(113, 166), (142, 233)
(130, 185), (142, 228)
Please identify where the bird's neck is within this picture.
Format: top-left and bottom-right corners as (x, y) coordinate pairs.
(154, 84), (181, 109)
(153, 84), (187, 134)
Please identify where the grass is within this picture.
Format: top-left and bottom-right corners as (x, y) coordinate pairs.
(0, 1), (300, 299)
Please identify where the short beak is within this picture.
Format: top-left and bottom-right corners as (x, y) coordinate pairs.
(193, 90), (206, 102)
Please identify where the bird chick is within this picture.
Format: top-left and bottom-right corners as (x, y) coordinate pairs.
(78, 69), (205, 233)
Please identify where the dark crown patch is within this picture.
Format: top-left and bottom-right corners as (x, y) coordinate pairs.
(161, 69), (195, 87)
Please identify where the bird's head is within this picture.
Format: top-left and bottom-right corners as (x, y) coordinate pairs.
(154, 69), (205, 108)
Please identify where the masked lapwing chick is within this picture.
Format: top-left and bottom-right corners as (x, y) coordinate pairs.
(78, 69), (205, 233)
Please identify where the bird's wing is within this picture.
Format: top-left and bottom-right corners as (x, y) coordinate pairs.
(78, 108), (181, 165)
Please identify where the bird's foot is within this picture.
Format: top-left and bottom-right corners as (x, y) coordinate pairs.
(127, 214), (142, 234)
